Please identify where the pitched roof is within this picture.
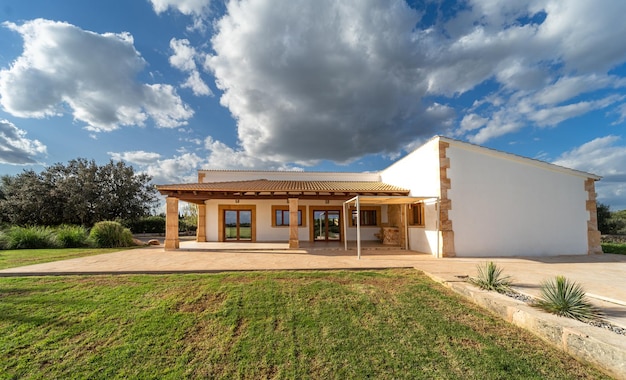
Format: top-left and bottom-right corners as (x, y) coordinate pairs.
(157, 179), (409, 197)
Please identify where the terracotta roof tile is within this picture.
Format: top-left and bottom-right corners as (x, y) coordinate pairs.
(157, 179), (408, 194)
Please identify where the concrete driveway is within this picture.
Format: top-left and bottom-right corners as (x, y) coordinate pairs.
(1, 246), (625, 328)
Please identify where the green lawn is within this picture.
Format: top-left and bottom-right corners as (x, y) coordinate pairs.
(602, 242), (626, 254)
(0, 270), (608, 379)
(0, 248), (129, 270)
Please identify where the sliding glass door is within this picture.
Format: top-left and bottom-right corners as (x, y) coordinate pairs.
(313, 210), (341, 241)
(224, 210), (252, 241)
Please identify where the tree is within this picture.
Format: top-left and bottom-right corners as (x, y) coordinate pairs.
(0, 159), (158, 226)
(179, 202), (198, 233)
(597, 202), (626, 235)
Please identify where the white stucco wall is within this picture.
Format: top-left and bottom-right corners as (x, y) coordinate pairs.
(204, 199), (381, 242)
(379, 138), (441, 197)
(446, 143), (590, 257)
(407, 200), (440, 254)
(380, 138), (441, 255)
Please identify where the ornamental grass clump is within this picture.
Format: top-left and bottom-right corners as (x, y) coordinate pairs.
(469, 261), (512, 293)
(55, 225), (89, 248)
(88, 221), (133, 248)
(3, 226), (57, 249)
(534, 276), (601, 322)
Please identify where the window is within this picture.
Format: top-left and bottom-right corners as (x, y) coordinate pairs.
(409, 202), (425, 227)
(350, 206), (381, 226)
(272, 206), (306, 227)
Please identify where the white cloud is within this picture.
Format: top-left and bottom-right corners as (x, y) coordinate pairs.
(110, 134), (304, 186)
(206, 0), (456, 163)
(443, 0), (626, 143)
(204, 136), (303, 170)
(0, 19), (193, 132)
(150, 0), (212, 32)
(144, 153), (205, 184)
(169, 38), (212, 96)
(528, 95), (625, 127)
(150, 0), (211, 17)
(0, 119), (47, 164)
(108, 150), (162, 165)
(460, 114), (488, 132)
(554, 135), (626, 210)
(200, 0), (626, 164)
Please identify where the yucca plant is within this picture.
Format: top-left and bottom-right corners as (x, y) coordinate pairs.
(534, 276), (601, 322)
(469, 261), (512, 293)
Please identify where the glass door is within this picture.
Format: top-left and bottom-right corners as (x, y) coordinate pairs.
(313, 210), (341, 241)
(224, 210), (252, 241)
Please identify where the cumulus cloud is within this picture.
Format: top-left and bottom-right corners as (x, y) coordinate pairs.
(451, 0), (626, 143)
(110, 149), (204, 184)
(554, 136), (626, 210)
(206, 0), (456, 163)
(201, 0), (626, 163)
(204, 136), (303, 170)
(150, 0), (212, 32)
(108, 150), (162, 165)
(150, 0), (211, 17)
(0, 119), (47, 164)
(169, 38), (212, 96)
(0, 19), (193, 132)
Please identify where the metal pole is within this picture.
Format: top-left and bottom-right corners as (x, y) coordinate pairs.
(356, 196), (361, 260)
(404, 204), (409, 250)
(436, 198), (441, 258)
(343, 201), (348, 251)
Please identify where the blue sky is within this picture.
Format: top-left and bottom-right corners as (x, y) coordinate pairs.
(1, 0), (626, 210)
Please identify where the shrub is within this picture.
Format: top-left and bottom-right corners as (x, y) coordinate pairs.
(124, 216), (166, 234)
(3, 226), (57, 249)
(601, 242), (626, 255)
(55, 225), (89, 248)
(89, 221), (133, 248)
(534, 276), (601, 322)
(469, 261), (512, 293)
(0, 230), (7, 250)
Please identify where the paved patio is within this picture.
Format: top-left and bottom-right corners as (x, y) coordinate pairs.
(1, 243), (625, 329)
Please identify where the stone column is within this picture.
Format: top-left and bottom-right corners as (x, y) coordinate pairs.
(165, 197), (180, 250)
(196, 203), (206, 242)
(439, 140), (456, 257)
(288, 198), (299, 249)
(585, 179), (603, 255)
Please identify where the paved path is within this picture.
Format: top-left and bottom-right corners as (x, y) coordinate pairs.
(1, 245), (625, 328)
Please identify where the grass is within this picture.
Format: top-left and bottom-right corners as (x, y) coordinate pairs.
(0, 269), (609, 379)
(0, 248), (128, 270)
(601, 242), (626, 254)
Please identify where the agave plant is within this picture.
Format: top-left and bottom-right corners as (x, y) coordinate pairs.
(534, 276), (601, 322)
(469, 261), (512, 293)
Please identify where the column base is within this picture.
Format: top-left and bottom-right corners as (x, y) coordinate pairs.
(164, 239), (180, 250)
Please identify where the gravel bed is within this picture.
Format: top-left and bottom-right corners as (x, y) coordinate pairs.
(503, 290), (626, 337)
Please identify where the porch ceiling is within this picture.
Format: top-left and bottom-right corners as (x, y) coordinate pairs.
(344, 195), (438, 205)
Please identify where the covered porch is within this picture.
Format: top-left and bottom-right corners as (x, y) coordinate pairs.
(156, 179), (413, 253)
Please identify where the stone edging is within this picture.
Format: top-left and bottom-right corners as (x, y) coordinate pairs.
(422, 272), (626, 380)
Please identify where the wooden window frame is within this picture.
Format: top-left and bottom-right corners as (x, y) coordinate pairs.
(218, 204), (256, 242)
(409, 202), (425, 227)
(271, 205), (306, 227)
(349, 206), (382, 227)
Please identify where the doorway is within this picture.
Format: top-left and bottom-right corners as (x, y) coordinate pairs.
(224, 209), (252, 241)
(313, 210), (341, 241)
